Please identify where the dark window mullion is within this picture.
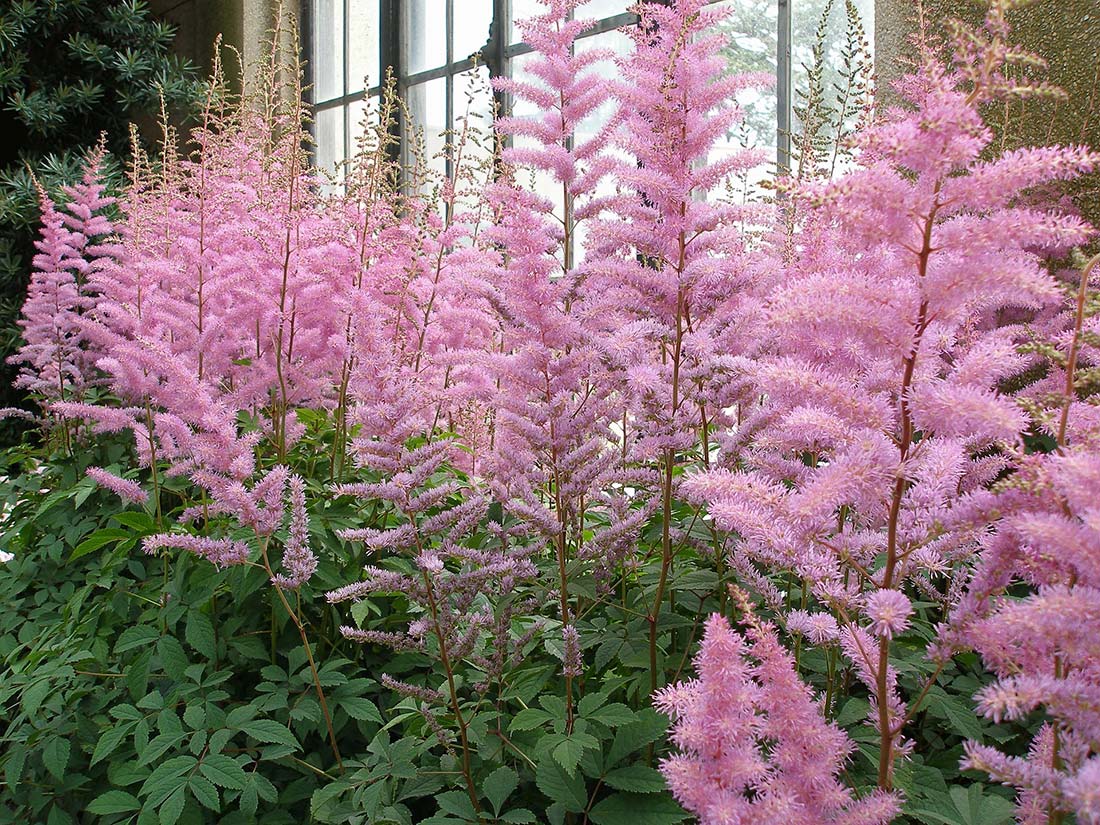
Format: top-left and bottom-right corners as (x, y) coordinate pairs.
(382, 0), (403, 164)
(777, 0), (792, 174)
(343, 0), (351, 168)
(406, 58), (477, 85)
(445, 0), (454, 187)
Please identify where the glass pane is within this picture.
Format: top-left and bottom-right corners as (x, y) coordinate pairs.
(313, 0), (345, 102)
(315, 105), (346, 181)
(453, 1), (493, 62)
(407, 78), (448, 196)
(405, 0), (447, 74)
(712, 0), (778, 166)
(583, 0), (632, 19)
(792, 0), (874, 176)
(510, 0), (543, 44)
(348, 0), (380, 92)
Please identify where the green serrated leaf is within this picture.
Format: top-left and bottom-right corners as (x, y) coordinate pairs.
(241, 719), (299, 749)
(112, 511), (157, 533)
(601, 765), (666, 793)
(5, 743), (27, 787)
(341, 696), (382, 723)
(91, 723), (132, 766)
(509, 707), (553, 732)
(588, 703), (634, 728)
(606, 709), (668, 767)
(157, 636), (188, 680)
(577, 693), (609, 716)
(240, 779), (259, 817)
(70, 527), (130, 560)
(436, 789), (477, 819)
(21, 679), (52, 716)
(535, 760), (587, 814)
(43, 736), (70, 780)
(183, 703), (205, 730)
(86, 790), (141, 815)
(917, 686), (984, 743)
(552, 733), (599, 777)
(310, 780), (351, 819)
(185, 612), (216, 659)
(140, 755), (195, 806)
(199, 754), (248, 789)
(116, 625), (160, 654)
(483, 765), (519, 815)
(499, 809), (537, 824)
(158, 786), (186, 825)
(588, 793), (689, 825)
(836, 697), (871, 727)
(188, 774), (220, 811)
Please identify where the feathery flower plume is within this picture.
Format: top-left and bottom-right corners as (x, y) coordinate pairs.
(85, 467), (148, 505)
(685, 0), (1098, 789)
(271, 474), (316, 589)
(656, 598), (899, 825)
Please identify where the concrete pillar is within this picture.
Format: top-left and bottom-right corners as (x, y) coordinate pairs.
(151, 0), (302, 90)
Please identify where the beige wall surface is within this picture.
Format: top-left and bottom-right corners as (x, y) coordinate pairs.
(876, 0), (1100, 150)
(150, 0), (245, 79)
(876, 0), (1099, 220)
(151, 0), (302, 87)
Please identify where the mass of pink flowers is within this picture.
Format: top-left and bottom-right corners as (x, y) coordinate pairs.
(8, 0), (1100, 822)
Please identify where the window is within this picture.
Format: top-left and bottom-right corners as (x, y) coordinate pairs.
(307, 0), (874, 182)
(309, 0), (382, 180)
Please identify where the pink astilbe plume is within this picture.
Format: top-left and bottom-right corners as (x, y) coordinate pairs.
(591, 0), (770, 459)
(85, 466), (148, 505)
(685, 0), (1098, 788)
(271, 474), (317, 589)
(10, 151), (119, 403)
(948, 255), (1100, 823)
(142, 532), (250, 568)
(480, 1), (629, 699)
(655, 598), (899, 825)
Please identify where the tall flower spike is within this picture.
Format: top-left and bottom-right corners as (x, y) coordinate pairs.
(656, 602), (899, 825)
(86, 467), (148, 505)
(686, 0), (1098, 790)
(272, 474), (317, 589)
(11, 153), (118, 403)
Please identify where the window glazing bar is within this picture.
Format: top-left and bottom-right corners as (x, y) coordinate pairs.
(777, 0), (792, 174)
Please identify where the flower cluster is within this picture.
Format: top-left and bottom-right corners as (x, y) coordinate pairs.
(8, 0), (1100, 821)
(656, 598), (899, 825)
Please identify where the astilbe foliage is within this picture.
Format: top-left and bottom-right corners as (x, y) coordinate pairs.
(685, 0), (1098, 791)
(327, 437), (539, 818)
(656, 592), (899, 825)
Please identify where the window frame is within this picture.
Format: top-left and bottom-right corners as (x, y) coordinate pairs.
(304, 0), (796, 175)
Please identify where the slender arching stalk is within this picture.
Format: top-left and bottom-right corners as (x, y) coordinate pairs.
(259, 538), (344, 774)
